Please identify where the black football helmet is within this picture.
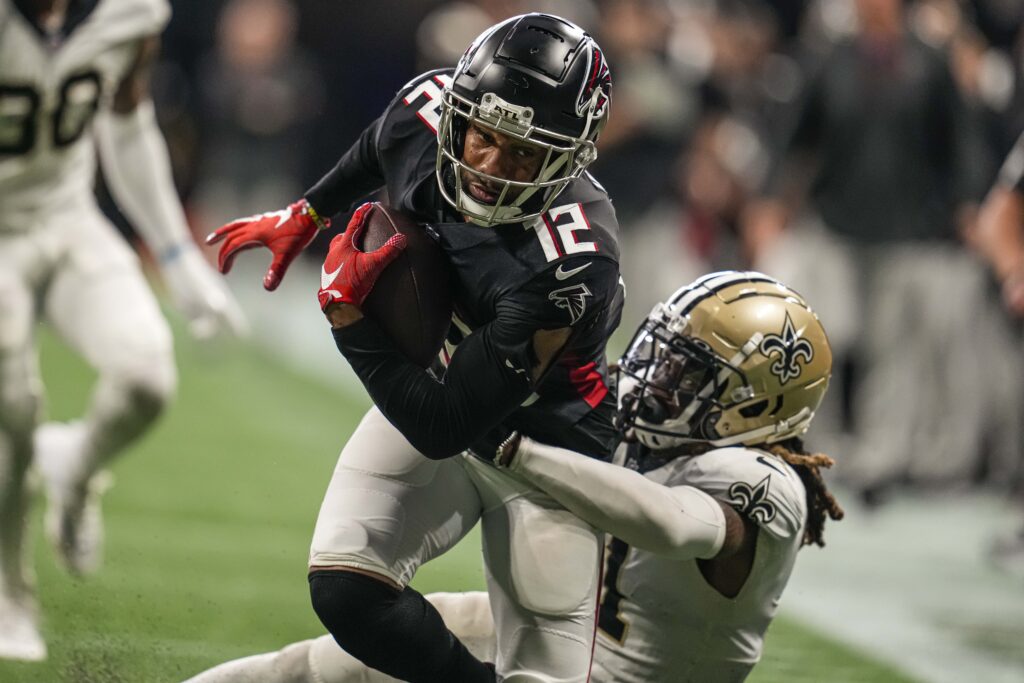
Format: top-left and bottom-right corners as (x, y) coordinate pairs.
(436, 13), (612, 226)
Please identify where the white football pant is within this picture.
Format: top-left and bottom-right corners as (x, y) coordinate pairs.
(309, 407), (602, 683)
(0, 198), (175, 597)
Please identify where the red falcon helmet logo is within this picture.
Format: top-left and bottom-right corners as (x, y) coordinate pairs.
(576, 46), (611, 118)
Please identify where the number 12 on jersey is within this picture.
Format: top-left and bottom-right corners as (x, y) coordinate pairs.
(527, 203), (597, 262)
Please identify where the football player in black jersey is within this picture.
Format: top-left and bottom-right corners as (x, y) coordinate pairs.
(207, 14), (619, 683)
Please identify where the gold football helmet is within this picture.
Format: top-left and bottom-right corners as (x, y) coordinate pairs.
(617, 271), (832, 449)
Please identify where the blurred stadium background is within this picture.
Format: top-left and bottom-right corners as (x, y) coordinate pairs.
(4, 0), (1024, 681)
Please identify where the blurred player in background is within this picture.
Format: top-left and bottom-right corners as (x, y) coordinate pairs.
(185, 271), (844, 683)
(975, 131), (1024, 574)
(0, 0), (243, 661)
(208, 12), (620, 683)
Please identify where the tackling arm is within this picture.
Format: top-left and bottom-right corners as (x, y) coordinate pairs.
(505, 436), (732, 560)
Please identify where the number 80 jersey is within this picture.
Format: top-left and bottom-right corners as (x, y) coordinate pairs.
(0, 0), (169, 231)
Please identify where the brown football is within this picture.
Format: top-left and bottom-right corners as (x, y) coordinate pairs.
(356, 202), (453, 368)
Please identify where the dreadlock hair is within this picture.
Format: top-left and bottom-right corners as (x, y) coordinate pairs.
(764, 437), (844, 547)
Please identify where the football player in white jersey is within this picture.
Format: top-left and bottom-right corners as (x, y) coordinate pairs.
(0, 0), (244, 661)
(185, 272), (844, 683)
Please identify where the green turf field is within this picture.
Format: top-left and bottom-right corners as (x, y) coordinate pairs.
(0, 328), (919, 682)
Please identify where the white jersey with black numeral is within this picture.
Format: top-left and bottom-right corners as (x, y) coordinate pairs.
(0, 0), (169, 231)
(593, 447), (807, 683)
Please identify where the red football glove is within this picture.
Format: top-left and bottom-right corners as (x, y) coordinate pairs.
(317, 203), (407, 311)
(205, 198), (329, 291)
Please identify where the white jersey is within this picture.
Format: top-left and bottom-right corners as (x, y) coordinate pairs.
(0, 0), (169, 230)
(593, 446), (807, 683)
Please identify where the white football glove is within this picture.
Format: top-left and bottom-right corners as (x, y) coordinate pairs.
(161, 245), (249, 340)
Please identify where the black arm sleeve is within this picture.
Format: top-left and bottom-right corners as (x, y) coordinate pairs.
(332, 257), (619, 460)
(304, 116), (386, 218)
(332, 315), (534, 460)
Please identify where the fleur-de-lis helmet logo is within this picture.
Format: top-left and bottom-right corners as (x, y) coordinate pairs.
(758, 312), (815, 385)
(728, 475), (776, 524)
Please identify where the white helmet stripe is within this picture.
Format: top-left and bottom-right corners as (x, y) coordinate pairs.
(666, 271), (747, 306)
(666, 272), (780, 316)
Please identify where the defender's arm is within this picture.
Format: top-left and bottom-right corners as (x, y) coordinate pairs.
(503, 436), (741, 560)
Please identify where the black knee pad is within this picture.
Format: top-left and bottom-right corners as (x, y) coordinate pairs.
(308, 571), (495, 683)
(308, 570), (399, 655)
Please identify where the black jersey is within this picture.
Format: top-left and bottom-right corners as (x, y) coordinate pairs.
(308, 70), (623, 461)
